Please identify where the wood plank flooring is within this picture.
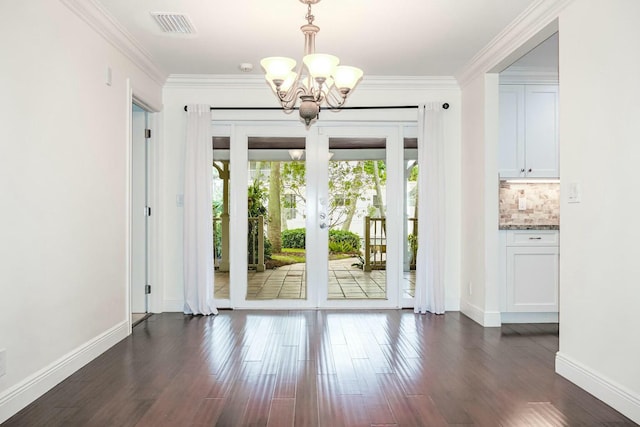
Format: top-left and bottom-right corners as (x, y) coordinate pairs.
(4, 311), (637, 426)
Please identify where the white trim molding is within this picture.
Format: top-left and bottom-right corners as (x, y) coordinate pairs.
(165, 74), (459, 92)
(0, 321), (129, 424)
(499, 66), (559, 85)
(556, 352), (640, 424)
(455, 0), (573, 88)
(461, 301), (501, 327)
(60, 0), (167, 86)
(501, 312), (558, 323)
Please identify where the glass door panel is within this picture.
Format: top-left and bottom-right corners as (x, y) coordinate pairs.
(403, 139), (418, 303)
(314, 126), (402, 309)
(326, 140), (387, 300)
(246, 138), (308, 301)
(212, 160), (230, 300)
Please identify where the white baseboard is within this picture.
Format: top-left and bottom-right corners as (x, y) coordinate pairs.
(163, 298), (184, 312)
(0, 321), (129, 424)
(461, 301), (501, 327)
(501, 312), (558, 323)
(556, 352), (640, 424)
(445, 297), (461, 312)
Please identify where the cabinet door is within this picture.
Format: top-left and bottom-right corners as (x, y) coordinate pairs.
(498, 85), (526, 178)
(506, 246), (559, 312)
(524, 85), (559, 177)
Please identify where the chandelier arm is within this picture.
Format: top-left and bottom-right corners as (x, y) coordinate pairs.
(275, 87), (298, 108)
(324, 87), (348, 110)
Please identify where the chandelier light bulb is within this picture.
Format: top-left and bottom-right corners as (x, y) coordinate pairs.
(260, 57), (296, 82)
(303, 53), (339, 80)
(333, 66), (363, 92)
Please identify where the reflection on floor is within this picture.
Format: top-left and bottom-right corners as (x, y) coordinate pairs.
(214, 257), (416, 300)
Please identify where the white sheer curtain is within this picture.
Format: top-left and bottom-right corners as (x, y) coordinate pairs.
(414, 103), (446, 314)
(183, 104), (217, 315)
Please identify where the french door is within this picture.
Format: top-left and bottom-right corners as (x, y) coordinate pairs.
(215, 122), (409, 309)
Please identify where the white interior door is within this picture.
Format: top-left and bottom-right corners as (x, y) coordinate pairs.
(131, 104), (148, 315)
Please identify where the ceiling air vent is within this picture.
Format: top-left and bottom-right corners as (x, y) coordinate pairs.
(151, 13), (196, 34)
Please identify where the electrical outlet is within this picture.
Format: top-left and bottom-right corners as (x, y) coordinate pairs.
(0, 349), (6, 377)
(518, 197), (527, 210)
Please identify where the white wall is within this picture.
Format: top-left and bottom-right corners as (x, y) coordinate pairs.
(0, 0), (163, 421)
(555, 1), (640, 422)
(161, 76), (462, 311)
(459, 73), (501, 326)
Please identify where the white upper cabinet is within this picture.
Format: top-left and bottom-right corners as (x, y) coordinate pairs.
(499, 84), (559, 178)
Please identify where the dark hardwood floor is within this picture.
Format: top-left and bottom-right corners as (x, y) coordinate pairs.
(4, 311), (637, 426)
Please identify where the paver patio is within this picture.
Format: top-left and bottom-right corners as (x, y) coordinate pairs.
(214, 257), (415, 300)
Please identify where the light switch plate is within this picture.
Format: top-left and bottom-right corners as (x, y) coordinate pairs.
(568, 182), (581, 203)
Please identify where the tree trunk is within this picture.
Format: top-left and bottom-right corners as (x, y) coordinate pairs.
(268, 162), (282, 253)
(341, 161), (364, 231)
(341, 196), (358, 231)
(373, 161), (386, 218)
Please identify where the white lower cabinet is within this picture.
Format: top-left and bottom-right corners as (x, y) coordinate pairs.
(500, 230), (559, 321)
(506, 245), (559, 312)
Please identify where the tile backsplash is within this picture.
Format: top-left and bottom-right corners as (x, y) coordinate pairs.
(499, 181), (559, 227)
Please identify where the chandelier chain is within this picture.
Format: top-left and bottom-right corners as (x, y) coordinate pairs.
(305, 3), (314, 25)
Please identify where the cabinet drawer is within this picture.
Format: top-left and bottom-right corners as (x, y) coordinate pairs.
(506, 230), (558, 246)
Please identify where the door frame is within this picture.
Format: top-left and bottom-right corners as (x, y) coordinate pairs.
(229, 123), (317, 309)
(131, 103), (149, 318)
(215, 120), (414, 309)
(127, 87), (161, 333)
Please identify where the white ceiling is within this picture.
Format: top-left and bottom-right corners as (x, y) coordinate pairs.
(96, 0), (540, 77)
(504, 32), (559, 73)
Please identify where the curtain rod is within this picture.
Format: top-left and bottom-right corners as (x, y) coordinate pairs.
(183, 103), (449, 112)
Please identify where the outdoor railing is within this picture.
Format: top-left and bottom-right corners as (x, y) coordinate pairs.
(213, 217), (221, 268)
(408, 217), (417, 270)
(247, 215), (266, 272)
(364, 216), (386, 271)
(363, 216), (418, 271)
(213, 215), (265, 272)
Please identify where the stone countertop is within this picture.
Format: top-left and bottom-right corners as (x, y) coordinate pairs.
(499, 224), (559, 230)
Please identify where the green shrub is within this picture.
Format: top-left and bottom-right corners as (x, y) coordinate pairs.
(329, 229), (361, 251)
(329, 241), (357, 254)
(282, 228), (305, 249)
(282, 228), (361, 253)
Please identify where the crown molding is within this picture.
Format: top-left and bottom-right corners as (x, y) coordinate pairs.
(499, 66), (558, 85)
(455, 0), (573, 88)
(165, 74), (459, 91)
(60, 0), (167, 86)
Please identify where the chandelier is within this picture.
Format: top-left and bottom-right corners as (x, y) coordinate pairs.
(260, 0), (363, 127)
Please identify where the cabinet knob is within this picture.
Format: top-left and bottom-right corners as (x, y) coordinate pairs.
(520, 168), (525, 173)
(528, 168), (532, 173)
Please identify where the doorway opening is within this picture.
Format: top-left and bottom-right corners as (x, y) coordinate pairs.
(131, 103), (151, 325)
